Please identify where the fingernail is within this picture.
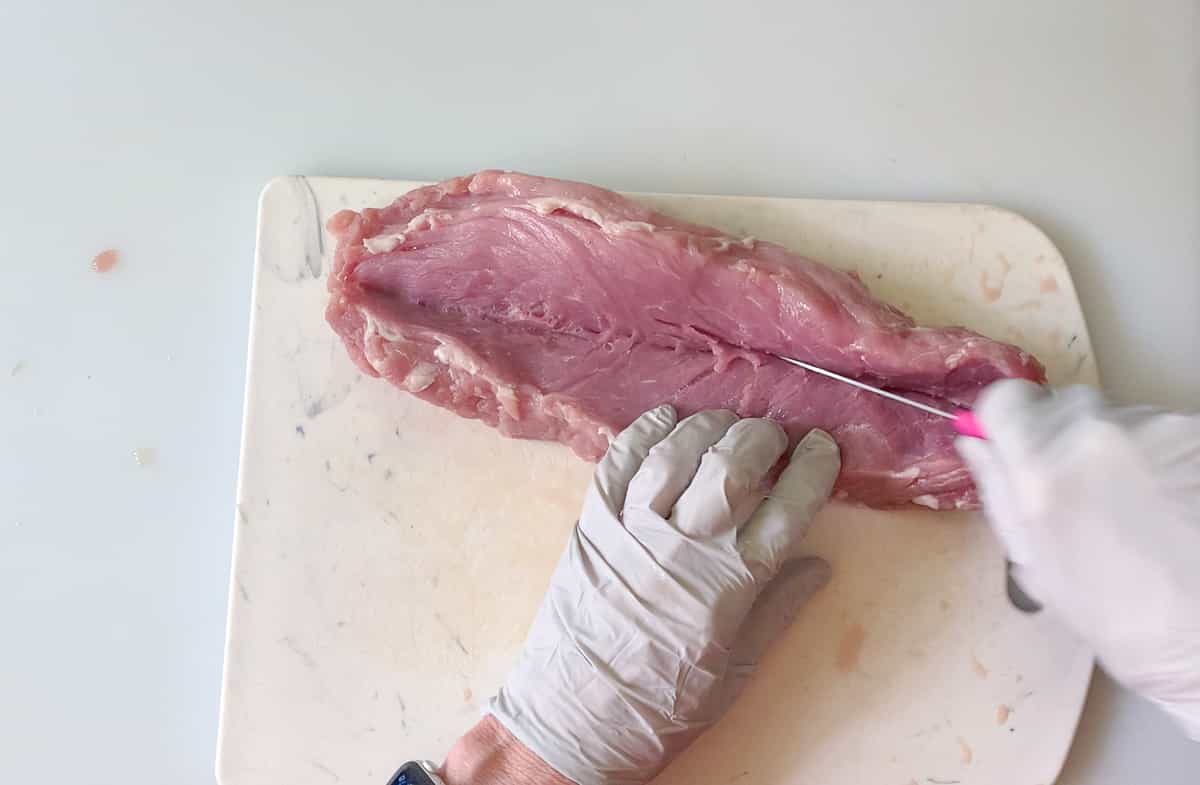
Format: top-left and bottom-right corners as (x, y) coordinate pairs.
(796, 429), (837, 454)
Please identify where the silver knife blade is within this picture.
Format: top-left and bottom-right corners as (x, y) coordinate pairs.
(772, 354), (957, 420)
(772, 355), (1031, 612)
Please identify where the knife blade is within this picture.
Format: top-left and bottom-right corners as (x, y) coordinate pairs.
(771, 355), (1042, 613)
(772, 354), (987, 439)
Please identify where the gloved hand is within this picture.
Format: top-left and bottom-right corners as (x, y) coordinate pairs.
(956, 380), (1200, 739)
(488, 406), (841, 785)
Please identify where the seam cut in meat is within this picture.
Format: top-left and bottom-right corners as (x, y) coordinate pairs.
(325, 171), (1046, 510)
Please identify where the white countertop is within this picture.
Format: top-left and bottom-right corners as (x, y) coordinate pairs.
(1, 2), (1195, 783)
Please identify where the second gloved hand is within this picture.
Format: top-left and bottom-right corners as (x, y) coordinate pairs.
(489, 406), (841, 785)
(957, 380), (1200, 739)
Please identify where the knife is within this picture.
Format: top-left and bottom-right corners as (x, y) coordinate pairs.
(775, 354), (1044, 611)
(773, 355), (987, 439)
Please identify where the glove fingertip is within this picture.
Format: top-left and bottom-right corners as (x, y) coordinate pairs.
(792, 429), (842, 475)
(591, 405), (681, 513)
(614, 405), (678, 454)
(778, 555), (833, 598)
(785, 429), (841, 497)
(796, 428), (838, 454)
(646, 403), (678, 428)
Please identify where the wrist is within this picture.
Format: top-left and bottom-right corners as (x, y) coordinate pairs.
(441, 715), (575, 785)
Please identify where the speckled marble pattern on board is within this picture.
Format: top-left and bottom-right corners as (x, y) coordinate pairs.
(217, 178), (1098, 785)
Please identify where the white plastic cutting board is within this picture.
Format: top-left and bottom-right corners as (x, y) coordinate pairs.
(218, 177), (1099, 785)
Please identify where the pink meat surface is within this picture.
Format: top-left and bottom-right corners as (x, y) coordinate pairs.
(325, 171), (1045, 509)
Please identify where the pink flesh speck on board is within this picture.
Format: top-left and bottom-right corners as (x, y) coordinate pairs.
(835, 622), (867, 673)
(92, 249), (119, 273)
(958, 736), (974, 765)
(971, 652), (990, 679)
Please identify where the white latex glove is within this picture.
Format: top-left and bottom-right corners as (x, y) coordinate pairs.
(488, 406), (841, 785)
(957, 380), (1200, 739)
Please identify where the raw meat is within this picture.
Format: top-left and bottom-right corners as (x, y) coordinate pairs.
(325, 171), (1045, 509)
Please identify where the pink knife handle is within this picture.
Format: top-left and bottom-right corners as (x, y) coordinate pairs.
(953, 409), (988, 440)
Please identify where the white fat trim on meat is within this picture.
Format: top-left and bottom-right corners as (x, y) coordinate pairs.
(730, 260), (764, 281)
(714, 236), (756, 252)
(404, 362), (438, 393)
(360, 308), (408, 343)
(620, 221), (656, 232)
(402, 210), (451, 234)
(363, 232), (406, 254)
(433, 341), (484, 376)
(364, 320), (520, 413)
(363, 211), (457, 253)
(911, 494), (942, 510)
(495, 385), (520, 418)
(943, 347), (970, 368)
(543, 396), (593, 430)
(430, 339), (520, 415)
(527, 197), (656, 235)
(361, 311), (436, 390)
(359, 312), (386, 372)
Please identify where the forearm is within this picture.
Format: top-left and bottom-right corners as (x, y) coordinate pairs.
(441, 715), (575, 785)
